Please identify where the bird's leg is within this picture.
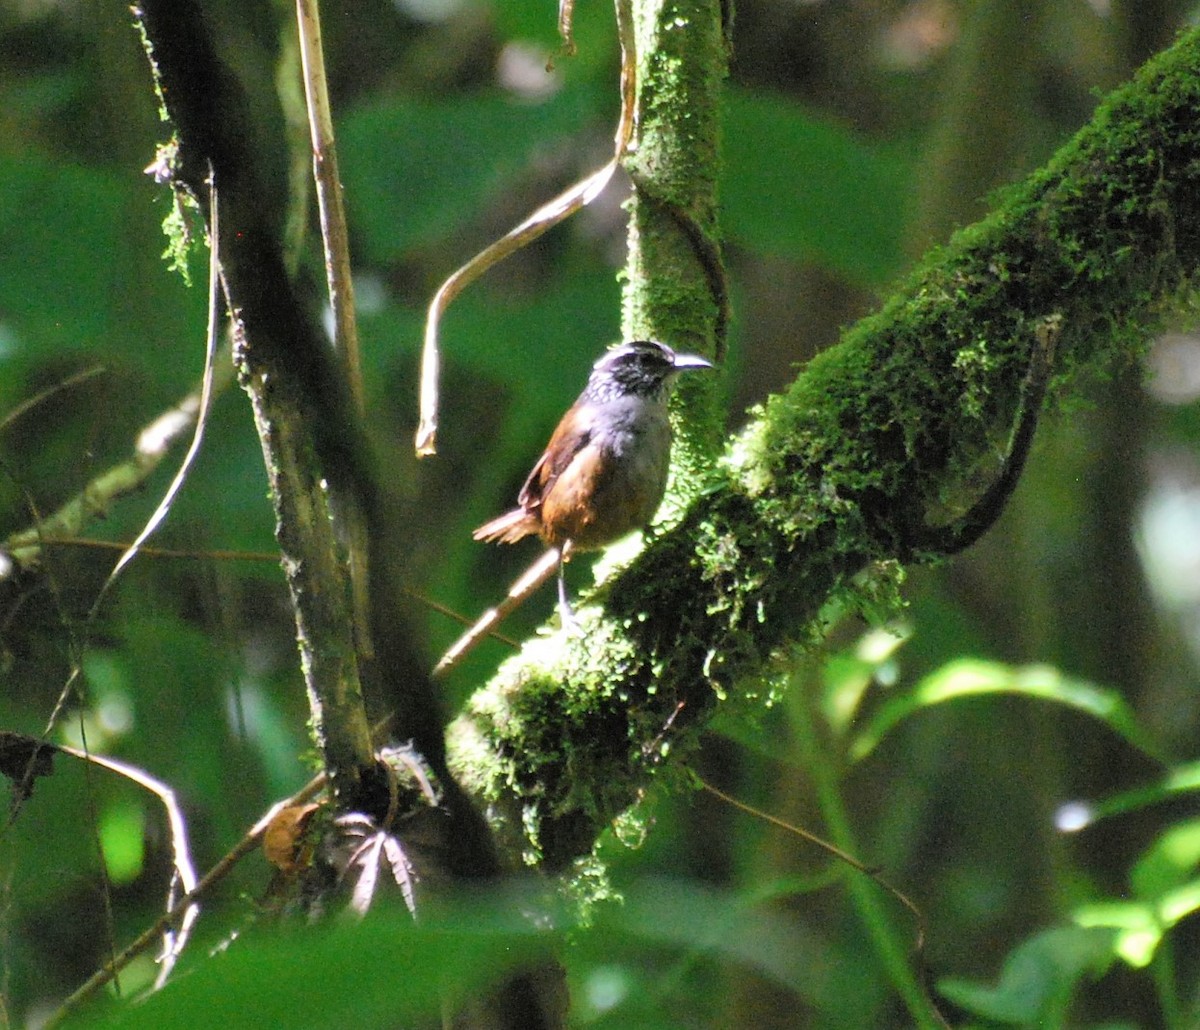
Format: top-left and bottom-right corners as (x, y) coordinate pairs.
(557, 542), (579, 630)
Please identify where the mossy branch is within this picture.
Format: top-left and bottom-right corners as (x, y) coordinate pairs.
(133, 3), (512, 899)
(622, 0), (729, 475)
(133, 1), (378, 805)
(449, 26), (1200, 870)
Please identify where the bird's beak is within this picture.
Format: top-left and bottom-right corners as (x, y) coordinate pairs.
(671, 352), (714, 371)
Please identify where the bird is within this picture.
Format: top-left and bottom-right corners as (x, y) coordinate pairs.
(473, 339), (713, 620)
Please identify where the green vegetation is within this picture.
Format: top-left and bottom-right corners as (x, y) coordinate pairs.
(2, 2), (1199, 1027)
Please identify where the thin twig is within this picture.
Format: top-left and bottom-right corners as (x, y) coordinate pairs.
(415, 1), (638, 455)
(48, 707), (408, 1024)
(19, 536), (519, 647)
(698, 778), (949, 1028)
(699, 778), (924, 943)
(88, 177), (222, 610)
(294, 0), (361, 410)
(11, 182), (224, 1009)
(9, 176), (224, 805)
(34, 743), (201, 990)
(0, 366), (107, 435)
(554, 0), (578, 60)
(433, 549), (561, 676)
(1, 328), (231, 578)
(24, 539), (289, 563)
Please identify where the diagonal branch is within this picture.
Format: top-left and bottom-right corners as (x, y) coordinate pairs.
(0, 356), (231, 578)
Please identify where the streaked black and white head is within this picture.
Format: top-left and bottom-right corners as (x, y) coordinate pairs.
(583, 340), (712, 404)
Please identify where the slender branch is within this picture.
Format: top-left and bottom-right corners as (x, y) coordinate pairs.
(87, 172), (223, 608)
(294, 0), (362, 411)
(6, 180), (224, 852)
(414, 0), (638, 455)
(8, 537), (521, 646)
(294, 0), (373, 657)
(433, 549), (560, 676)
(4, 739), (204, 992)
(0, 366), (106, 435)
(45, 775), (327, 1027)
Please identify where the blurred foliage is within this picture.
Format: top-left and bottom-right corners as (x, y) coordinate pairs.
(1, 0), (1200, 1027)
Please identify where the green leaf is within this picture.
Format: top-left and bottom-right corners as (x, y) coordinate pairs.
(938, 925), (1118, 1024)
(1073, 901), (1161, 968)
(92, 894), (559, 1029)
(821, 624), (910, 735)
(723, 90), (914, 286)
(1131, 817), (1200, 903)
(1068, 819), (1200, 970)
(850, 659), (1165, 763)
(1159, 878), (1200, 930)
(1059, 759), (1200, 828)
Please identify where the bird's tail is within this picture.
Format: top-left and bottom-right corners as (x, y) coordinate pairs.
(473, 509), (540, 544)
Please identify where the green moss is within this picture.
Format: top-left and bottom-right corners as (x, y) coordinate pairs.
(146, 138), (203, 286)
(622, 0), (728, 480)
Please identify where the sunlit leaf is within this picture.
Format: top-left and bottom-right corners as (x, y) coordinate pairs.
(1131, 816), (1200, 903)
(1068, 822), (1200, 971)
(1159, 879), (1200, 928)
(822, 624), (910, 734)
(1073, 902), (1160, 968)
(850, 660), (1165, 763)
(938, 925), (1118, 1023)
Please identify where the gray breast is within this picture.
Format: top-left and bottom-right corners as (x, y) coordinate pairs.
(587, 396), (674, 533)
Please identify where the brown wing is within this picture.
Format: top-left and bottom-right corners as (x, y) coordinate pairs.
(474, 404), (593, 545)
(516, 405), (593, 513)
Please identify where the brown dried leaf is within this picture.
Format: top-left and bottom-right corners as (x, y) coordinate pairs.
(263, 802), (320, 873)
